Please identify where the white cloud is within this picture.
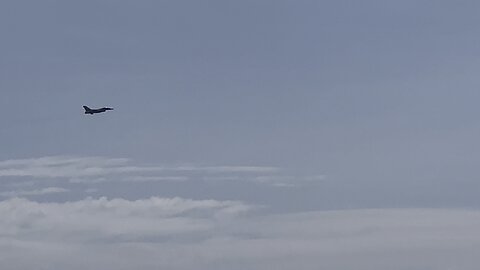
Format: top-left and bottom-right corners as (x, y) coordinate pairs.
(0, 187), (68, 197)
(70, 175), (189, 183)
(0, 156), (157, 178)
(0, 156), (280, 182)
(128, 176), (189, 182)
(0, 196), (251, 242)
(175, 165), (279, 173)
(0, 199), (480, 270)
(0, 156), (321, 187)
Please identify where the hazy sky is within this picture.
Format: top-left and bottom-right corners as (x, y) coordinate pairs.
(2, 1), (480, 269)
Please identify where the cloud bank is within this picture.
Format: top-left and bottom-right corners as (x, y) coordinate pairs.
(0, 197), (479, 270)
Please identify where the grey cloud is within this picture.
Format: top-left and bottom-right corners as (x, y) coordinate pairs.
(0, 201), (479, 269)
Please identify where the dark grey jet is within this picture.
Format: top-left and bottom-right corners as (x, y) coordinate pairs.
(83, 106), (114, 115)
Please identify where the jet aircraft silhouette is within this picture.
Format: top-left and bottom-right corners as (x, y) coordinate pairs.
(83, 106), (114, 115)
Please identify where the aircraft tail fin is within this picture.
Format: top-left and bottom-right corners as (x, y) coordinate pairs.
(83, 106), (92, 112)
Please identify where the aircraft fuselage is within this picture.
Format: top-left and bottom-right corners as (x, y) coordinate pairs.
(83, 106), (113, 115)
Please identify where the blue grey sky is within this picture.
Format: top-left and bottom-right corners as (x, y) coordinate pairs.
(2, 1), (480, 269)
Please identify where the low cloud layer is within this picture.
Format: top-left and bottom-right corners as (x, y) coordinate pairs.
(0, 197), (250, 243)
(1, 156), (476, 269)
(0, 196), (479, 270)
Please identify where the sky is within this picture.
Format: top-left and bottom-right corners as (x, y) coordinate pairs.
(2, 0), (480, 269)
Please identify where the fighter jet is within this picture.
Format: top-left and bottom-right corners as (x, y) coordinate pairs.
(83, 106), (114, 115)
